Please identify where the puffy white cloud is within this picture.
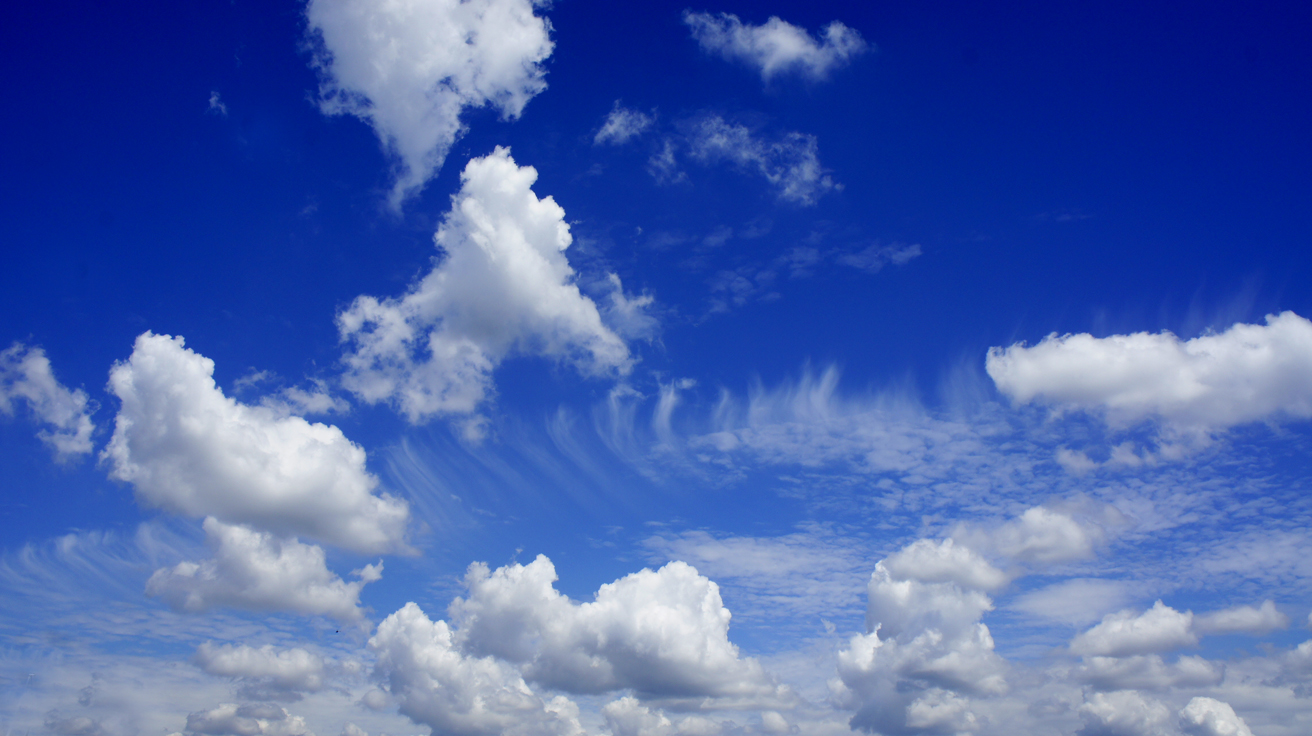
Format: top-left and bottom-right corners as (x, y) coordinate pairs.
(449, 554), (786, 703)
(1194, 600), (1288, 636)
(1071, 601), (1198, 657)
(881, 538), (1008, 592)
(835, 539), (1007, 734)
(682, 12), (867, 81)
(0, 342), (95, 459)
(959, 506), (1100, 565)
(1178, 697), (1253, 736)
(184, 703), (313, 736)
(337, 148), (635, 426)
(986, 311), (1312, 433)
(369, 602), (585, 736)
(595, 102), (654, 145)
(193, 643), (325, 693)
(1009, 579), (1137, 627)
(1077, 691), (1173, 736)
(103, 332), (409, 554)
(306, 0), (553, 207)
(679, 116), (836, 205)
(601, 697), (724, 736)
(1076, 655), (1222, 692)
(147, 517), (381, 621)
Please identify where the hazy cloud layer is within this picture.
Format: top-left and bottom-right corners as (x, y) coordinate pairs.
(683, 11), (867, 81)
(307, 0), (553, 206)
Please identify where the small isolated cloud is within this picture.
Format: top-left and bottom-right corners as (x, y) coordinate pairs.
(1070, 601), (1197, 657)
(194, 643), (326, 694)
(184, 703), (313, 736)
(955, 506), (1100, 566)
(147, 517), (381, 621)
(683, 11), (867, 82)
(1009, 578), (1136, 627)
(835, 242), (921, 273)
(679, 115), (836, 205)
(306, 0), (554, 208)
(1194, 600), (1288, 636)
(986, 311), (1312, 434)
(337, 148), (639, 426)
(0, 342), (95, 459)
(207, 91), (227, 117)
(102, 332), (409, 554)
(595, 102), (654, 145)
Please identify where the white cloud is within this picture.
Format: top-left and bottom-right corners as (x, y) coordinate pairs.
(835, 539), (1007, 735)
(882, 538), (1009, 592)
(449, 554), (787, 704)
(147, 517), (381, 621)
(337, 148), (635, 425)
(185, 703), (313, 736)
(306, 0), (554, 207)
(1077, 691), (1173, 736)
(595, 102), (654, 145)
(835, 242), (921, 273)
(1179, 697), (1253, 736)
(1009, 579), (1137, 627)
(682, 12), (867, 81)
(601, 697), (725, 736)
(681, 116), (836, 205)
(955, 506), (1100, 566)
(1071, 601), (1198, 657)
(102, 332), (409, 554)
(1076, 655), (1222, 692)
(986, 311), (1312, 433)
(193, 643), (326, 693)
(0, 342), (95, 459)
(369, 602), (585, 736)
(1194, 600), (1288, 636)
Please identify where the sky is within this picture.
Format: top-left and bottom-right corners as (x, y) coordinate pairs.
(3, 1), (1312, 735)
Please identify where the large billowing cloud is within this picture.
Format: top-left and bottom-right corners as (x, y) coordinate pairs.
(1179, 697), (1254, 736)
(306, 0), (553, 207)
(448, 555), (786, 703)
(986, 311), (1312, 433)
(337, 148), (635, 428)
(835, 538), (1008, 734)
(147, 518), (381, 621)
(683, 11), (867, 81)
(0, 342), (95, 459)
(370, 602), (585, 736)
(102, 332), (408, 555)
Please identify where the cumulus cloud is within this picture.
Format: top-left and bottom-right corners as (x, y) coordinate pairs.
(602, 697), (724, 736)
(1178, 697), (1253, 736)
(1076, 655), (1222, 692)
(184, 703), (313, 736)
(1077, 691), (1172, 736)
(306, 0), (553, 207)
(955, 506), (1100, 566)
(677, 116), (836, 205)
(986, 311), (1312, 433)
(147, 517), (381, 621)
(102, 332), (408, 554)
(595, 102), (654, 145)
(0, 342), (95, 459)
(449, 554), (786, 703)
(337, 148), (636, 426)
(370, 602), (585, 736)
(193, 643), (326, 693)
(1071, 601), (1198, 657)
(683, 11), (867, 81)
(835, 539), (1007, 734)
(1194, 600), (1288, 636)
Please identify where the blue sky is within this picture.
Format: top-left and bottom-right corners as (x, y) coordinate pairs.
(3, 1), (1312, 735)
